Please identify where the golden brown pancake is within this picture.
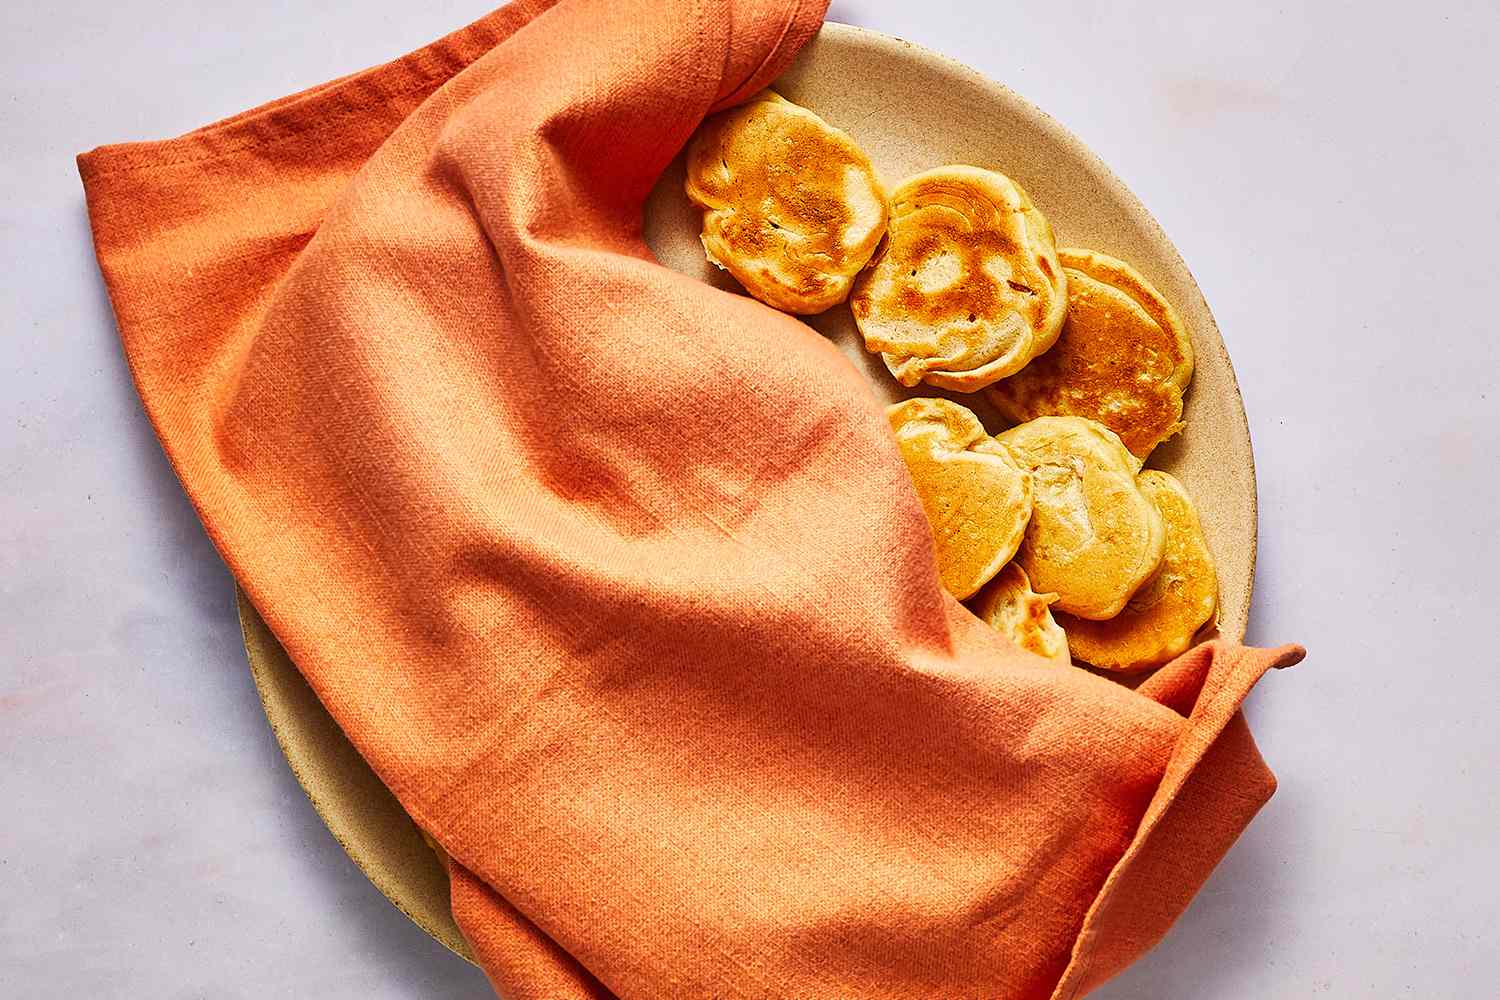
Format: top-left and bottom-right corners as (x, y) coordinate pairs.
(994, 416), (1165, 620)
(850, 165), (1067, 391)
(972, 563), (1070, 664)
(1061, 471), (1219, 672)
(685, 91), (888, 314)
(887, 398), (1032, 600)
(988, 248), (1194, 459)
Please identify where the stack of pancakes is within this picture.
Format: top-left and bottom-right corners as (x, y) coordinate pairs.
(685, 92), (1218, 674)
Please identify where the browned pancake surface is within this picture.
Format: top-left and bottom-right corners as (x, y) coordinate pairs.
(995, 416), (1165, 620)
(887, 398), (1033, 600)
(989, 248), (1193, 459)
(851, 166), (1066, 391)
(685, 91), (887, 314)
(972, 563), (1070, 664)
(1061, 470), (1219, 671)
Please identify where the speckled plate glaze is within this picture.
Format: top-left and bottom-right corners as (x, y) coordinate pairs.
(240, 22), (1257, 960)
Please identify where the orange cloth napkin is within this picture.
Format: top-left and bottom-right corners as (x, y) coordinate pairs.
(79, 1), (1303, 996)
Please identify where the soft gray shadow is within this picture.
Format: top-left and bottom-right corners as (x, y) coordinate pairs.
(259, 734), (494, 996)
(1086, 799), (1295, 999)
(1242, 501), (1274, 651)
(825, 1), (870, 27)
(82, 205), (236, 630)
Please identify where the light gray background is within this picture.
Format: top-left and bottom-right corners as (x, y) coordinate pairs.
(3, 0), (1496, 996)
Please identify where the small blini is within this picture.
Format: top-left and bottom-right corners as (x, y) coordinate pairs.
(988, 248), (1193, 460)
(972, 563), (1070, 665)
(994, 416), (1165, 620)
(887, 397), (1033, 600)
(851, 165), (1067, 391)
(1060, 471), (1219, 672)
(685, 91), (888, 314)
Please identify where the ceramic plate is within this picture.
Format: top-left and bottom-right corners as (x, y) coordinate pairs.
(239, 21), (1257, 960)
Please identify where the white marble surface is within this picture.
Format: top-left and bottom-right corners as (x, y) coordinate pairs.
(3, 1), (1496, 996)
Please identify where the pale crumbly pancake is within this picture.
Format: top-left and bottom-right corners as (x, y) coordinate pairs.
(972, 563), (1070, 664)
(987, 248), (1193, 459)
(994, 416), (1165, 620)
(887, 398), (1033, 600)
(685, 91), (888, 314)
(850, 165), (1067, 391)
(1061, 471), (1219, 672)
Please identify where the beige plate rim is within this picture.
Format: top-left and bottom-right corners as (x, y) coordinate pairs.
(240, 20), (1255, 962)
